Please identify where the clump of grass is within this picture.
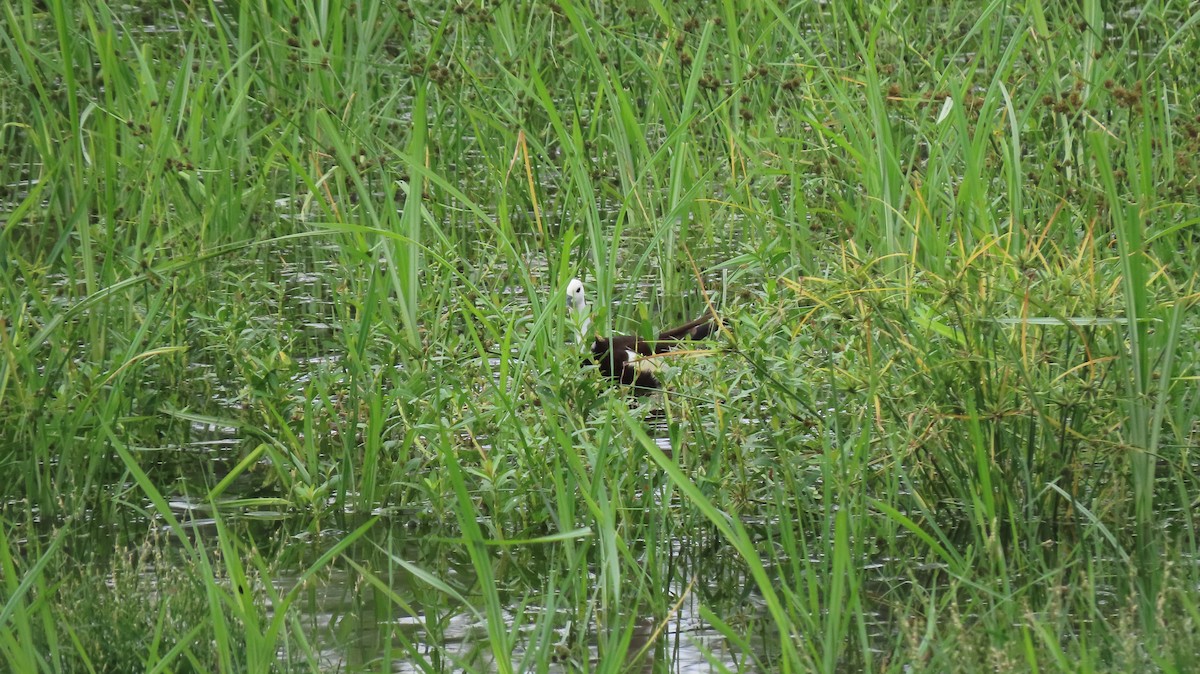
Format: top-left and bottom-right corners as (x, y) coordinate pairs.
(0, 524), (249, 674)
(50, 539), (241, 674)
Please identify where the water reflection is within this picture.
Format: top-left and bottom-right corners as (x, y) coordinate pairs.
(268, 523), (749, 673)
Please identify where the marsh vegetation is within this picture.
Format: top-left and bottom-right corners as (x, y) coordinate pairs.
(2, 0), (1199, 671)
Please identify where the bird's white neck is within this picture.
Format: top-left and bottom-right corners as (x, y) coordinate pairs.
(568, 305), (591, 345)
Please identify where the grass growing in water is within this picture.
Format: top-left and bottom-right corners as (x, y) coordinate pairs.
(2, 0), (1199, 671)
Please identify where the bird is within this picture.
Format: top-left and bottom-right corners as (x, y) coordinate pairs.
(565, 278), (717, 393)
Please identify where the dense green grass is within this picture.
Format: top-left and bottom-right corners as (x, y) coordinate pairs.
(3, 0), (1199, 671)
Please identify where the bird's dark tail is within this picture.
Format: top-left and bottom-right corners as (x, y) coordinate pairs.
(654, 310), (718, 351)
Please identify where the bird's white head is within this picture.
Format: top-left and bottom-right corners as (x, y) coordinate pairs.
(566, 278), (588, 314)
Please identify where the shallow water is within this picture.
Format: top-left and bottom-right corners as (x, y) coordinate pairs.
(109, 251), (765, 671)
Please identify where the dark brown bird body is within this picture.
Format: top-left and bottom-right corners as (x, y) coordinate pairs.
(589, 313), (716, 393)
